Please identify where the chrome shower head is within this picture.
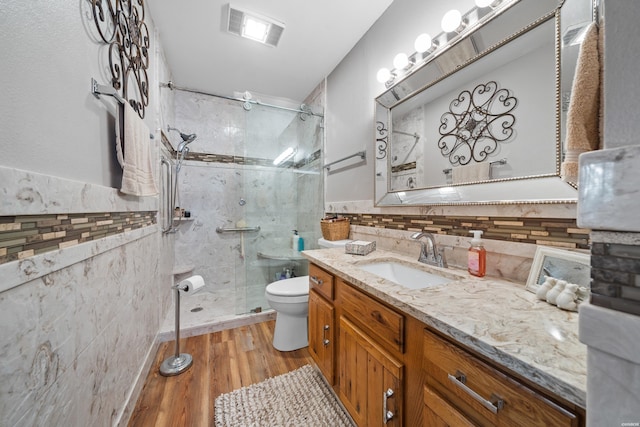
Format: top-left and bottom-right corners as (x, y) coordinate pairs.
(167, 126), (197, 152)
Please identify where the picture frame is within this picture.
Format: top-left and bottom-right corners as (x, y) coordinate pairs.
(525, 246), (591, 297)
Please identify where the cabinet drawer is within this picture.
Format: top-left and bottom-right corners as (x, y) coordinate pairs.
(309, 263), (334, 300)
(338, 279), (404, 354)
(423, 329), (578, 427)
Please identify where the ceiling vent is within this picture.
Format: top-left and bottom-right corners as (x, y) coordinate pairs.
(225, 4), (285, 47)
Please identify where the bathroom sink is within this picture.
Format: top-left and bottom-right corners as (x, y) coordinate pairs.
(356, 260), (462, 290)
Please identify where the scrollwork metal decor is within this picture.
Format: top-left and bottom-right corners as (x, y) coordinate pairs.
(438, 81), (517, 166)
(91, 0), (149, 119)
(376, 121), (389, 159)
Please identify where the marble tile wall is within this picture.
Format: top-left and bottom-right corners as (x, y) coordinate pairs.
(0, 167), (172, 426)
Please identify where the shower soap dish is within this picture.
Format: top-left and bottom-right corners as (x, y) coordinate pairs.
(345, 240), (376, 256)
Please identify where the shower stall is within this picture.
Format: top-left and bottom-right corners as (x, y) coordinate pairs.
(164, 85), (324, 326)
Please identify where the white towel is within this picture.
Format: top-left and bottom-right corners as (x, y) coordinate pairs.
(119, 103), (158, 196)
(452, 162), (491, 184)
(561, 22), (601, 182)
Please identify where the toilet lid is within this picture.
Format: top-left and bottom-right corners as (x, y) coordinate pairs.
(266, 276), (309, 296)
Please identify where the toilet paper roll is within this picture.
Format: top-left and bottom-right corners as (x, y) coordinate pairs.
(178, 275), (205, 294)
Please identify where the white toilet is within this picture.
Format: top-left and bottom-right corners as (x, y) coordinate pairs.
(265, 237), (351, 351)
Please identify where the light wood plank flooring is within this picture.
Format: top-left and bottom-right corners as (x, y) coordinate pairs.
(128, 320), (315, 427)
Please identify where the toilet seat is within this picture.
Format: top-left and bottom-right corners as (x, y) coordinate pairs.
(265, 276), (309, 297)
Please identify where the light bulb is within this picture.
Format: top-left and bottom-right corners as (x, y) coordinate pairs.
(376, 68), (391, 83)
(414, 33), (433, 53)
(393, 53), (409, 70)
(441, 9), (462, 33)
(475, 0), (494, 7)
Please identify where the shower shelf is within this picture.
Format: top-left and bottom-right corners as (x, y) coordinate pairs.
(258, 251), (306, 261)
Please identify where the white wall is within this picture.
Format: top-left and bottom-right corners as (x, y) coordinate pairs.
(326, 0), (473, 203)
(0, 2), (161, 186)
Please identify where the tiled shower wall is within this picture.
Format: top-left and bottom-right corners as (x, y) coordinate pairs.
(169, 85), (324, 313)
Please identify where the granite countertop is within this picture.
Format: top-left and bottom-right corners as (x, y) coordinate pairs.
(302, 247), (587, 409)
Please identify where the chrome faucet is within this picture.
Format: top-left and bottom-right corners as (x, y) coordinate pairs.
(410, 232), (447, 268)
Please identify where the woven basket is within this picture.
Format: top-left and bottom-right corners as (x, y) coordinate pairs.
(320, 219), (350, 241)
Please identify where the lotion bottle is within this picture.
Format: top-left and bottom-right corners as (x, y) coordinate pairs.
(468, 230), (486, 277)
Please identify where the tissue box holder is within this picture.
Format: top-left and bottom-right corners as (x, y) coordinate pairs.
(345, 240), (376, 256)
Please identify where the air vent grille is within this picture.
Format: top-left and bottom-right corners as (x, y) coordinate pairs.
(225, 4), (285, 48)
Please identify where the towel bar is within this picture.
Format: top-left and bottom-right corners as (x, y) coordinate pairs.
(91, 78), (154, 139)
(324, 150), (366, 171)
(443, 158), (507, 175)
(216, 226), (261, 233)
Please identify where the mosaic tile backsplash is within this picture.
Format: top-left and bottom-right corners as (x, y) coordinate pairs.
(0, 212), (156, 265)
(591, 242), (640, 316)
(337, 213), (590, 249)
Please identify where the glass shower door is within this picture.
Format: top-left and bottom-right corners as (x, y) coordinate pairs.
(236, 103), (323, 314)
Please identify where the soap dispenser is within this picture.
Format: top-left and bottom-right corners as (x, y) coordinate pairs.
(468, 230), (486, 277)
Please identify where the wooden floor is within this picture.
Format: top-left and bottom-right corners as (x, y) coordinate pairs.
(128, 320), (315, 427)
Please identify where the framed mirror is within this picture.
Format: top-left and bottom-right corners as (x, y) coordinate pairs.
(525, 246), (590, 298)
(374, 0), (595, 206)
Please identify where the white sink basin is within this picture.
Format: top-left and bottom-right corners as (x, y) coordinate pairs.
(357, 261), (459, 290)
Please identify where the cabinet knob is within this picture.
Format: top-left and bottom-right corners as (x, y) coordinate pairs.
(323, 339), (330, 346)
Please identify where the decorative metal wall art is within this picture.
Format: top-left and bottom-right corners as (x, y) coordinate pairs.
(376, 121), (388, 159)
(438, 81), (517, 166)
(91, 0), (149, 119)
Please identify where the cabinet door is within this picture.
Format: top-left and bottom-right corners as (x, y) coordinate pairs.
(309, 290), (334, 384)
(424, 384), (476, 427)
(339, 316), (403, 427)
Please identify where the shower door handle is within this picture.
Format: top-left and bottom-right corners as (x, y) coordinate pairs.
(161, 157), (174, 233)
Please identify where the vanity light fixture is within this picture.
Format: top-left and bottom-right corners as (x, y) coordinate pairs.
(393, 53), (411, 70)
(225, 4), (285, 47)
(376, 68), (392, 83)
(414, 33), (434, 53)
(475, 0), (502, 8)
(273, 147), (297, 165)
(441, 9), (465, 33)
(376, 0), (513, 88)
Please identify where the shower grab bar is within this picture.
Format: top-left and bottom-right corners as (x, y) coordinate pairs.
(90, 78), (154, 139)
(324, 150), (366, 171)
(161, 157), (174, 234)
(443, 158), (507, 175)
(216, 226), (261, 233)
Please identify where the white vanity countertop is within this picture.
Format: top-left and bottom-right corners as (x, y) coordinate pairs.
(302, 248), (586, 409)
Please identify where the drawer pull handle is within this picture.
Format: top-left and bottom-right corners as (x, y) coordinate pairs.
(322, 324), (330, 347)
(310, 275), (323, 286)
(383, 388), (394, 424)
(448, 371), (504, 414)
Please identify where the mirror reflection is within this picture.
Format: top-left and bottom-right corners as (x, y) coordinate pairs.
(375, 0), (594, 206)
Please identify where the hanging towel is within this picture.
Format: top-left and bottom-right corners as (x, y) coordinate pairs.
(561, 22), (601, 182)
(452, 162), (491, 184)
(115, 103), (125, 167)
(120, 103), (158, 196)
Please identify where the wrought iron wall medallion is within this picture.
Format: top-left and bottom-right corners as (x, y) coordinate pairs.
(376, 121), (388, 159)
(91, 0), (149, 119)
(438, 81), (517, 166)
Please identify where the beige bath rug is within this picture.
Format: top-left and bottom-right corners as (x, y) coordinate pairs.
(214, 364), (353, 427)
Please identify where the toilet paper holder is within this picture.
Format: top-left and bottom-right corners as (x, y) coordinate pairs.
(160, 275), (204, 376)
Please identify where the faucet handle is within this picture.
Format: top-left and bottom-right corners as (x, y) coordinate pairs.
(436, 248), (448, 268)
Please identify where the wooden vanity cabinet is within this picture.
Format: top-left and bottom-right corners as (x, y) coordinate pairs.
(308, 264), (336, 384)
(422, 328), (580, 427)
(337, 278), (404, 427)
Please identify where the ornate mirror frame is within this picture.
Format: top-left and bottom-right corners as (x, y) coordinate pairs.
(374, 0), (595, 206)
